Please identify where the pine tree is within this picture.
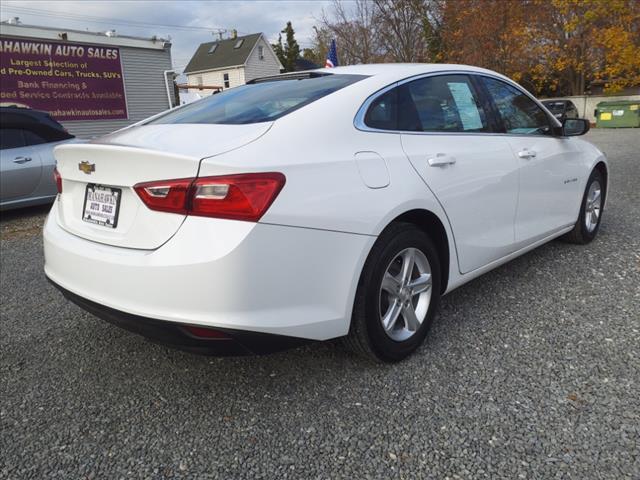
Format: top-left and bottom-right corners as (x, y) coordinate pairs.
(281, 22), (300, 72)
(271, 34), (285, 71)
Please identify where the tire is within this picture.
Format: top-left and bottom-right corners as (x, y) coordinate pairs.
(344, 222), (441, 362)
(561, 168), (605, 245)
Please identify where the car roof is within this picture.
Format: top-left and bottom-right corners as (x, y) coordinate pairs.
(311, 63), (510, 80)
(1, 106), (57, 124)
(0, 107), (74, 140)
(1, 105), (49, 115)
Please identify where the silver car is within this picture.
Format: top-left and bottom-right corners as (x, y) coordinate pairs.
(1, 107), (80, 211)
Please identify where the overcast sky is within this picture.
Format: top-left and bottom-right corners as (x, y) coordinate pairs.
(1, 0), (334, 71)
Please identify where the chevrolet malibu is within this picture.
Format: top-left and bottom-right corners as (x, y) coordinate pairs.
(44, 64), (608, 362)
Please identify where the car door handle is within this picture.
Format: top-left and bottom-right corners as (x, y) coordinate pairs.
(518, 149), (537, 159)
(428, 154), (456, 167)
(13, 156), (32, 164)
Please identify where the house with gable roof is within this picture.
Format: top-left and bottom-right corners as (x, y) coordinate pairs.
(184, 33), (283, 94)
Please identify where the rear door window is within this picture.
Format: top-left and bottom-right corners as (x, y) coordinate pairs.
(403, 75), (489, 132)
(0, 129), (25, 150)
(149, 74), (367, 125)
(363, 74), (489, 132)
(23, 130), (47, 146)
(543, 101), (566, 116)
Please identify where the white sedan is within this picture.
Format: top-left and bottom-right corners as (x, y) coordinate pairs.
(44, 64), (608, 361)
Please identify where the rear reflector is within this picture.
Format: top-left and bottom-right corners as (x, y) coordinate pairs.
(183, 326), (229, 339)
(134, 172), (285, 222)
(53, 167), (62, 194)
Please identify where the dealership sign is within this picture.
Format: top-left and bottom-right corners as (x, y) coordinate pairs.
(0, 36), (128, 121)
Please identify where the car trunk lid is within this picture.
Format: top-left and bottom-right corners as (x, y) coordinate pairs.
(54, 123), (271, 250)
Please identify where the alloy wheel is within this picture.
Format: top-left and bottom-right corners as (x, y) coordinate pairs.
(584, 180), (602, 233)
(379, 248), (432, 342)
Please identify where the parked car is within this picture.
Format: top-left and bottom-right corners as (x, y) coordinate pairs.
(1, 107), (79, 211)
(541, 99), (580, 122)
(44, 65), (607, 362)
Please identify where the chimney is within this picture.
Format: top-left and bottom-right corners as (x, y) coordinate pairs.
(231, 29), (238, 40)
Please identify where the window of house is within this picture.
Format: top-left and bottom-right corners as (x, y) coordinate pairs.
(223, 73), (230, 89)
(197, 76), (203, 87)
(208, 44), (218, 54)
(258, 45), (264, 60)
(234, 39), (244, 49)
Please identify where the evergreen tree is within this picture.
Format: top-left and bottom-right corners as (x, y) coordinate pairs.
(271, 34), (285, 71)
(281, 21), (300, 72)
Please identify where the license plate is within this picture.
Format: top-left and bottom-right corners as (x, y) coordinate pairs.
(82, 184), (122, 228)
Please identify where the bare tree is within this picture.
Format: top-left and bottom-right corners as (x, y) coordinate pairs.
(316, 0), (445, 65)
(373, 0), (428, 62)
(320, 0), (383, 65)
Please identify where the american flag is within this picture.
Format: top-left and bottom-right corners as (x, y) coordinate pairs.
(325, 39), (338, 68)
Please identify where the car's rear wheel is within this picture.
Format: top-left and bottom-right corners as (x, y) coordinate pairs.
(344, 222), (441, 362)
(561, 168), (605, 244)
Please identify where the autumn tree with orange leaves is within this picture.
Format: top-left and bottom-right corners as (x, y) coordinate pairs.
(315, 0), (640, 97)
(438, 0), (640, 95)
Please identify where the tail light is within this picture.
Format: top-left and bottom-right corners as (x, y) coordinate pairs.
(190, 173), (286, 221)
(134, 172), (285, 222)
(53, 167), (62, 193)
(134, 178), (192, 214)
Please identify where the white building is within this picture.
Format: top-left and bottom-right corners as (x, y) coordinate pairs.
(183, 33), (282, 94)
(0, 20), (175, 138)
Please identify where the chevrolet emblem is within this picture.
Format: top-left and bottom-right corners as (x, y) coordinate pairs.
(78, 161), (95, 174)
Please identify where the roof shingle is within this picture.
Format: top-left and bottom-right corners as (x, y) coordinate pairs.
(184, 33), (262, 74)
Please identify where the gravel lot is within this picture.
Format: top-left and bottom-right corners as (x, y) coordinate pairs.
(1, 129), (638, 479)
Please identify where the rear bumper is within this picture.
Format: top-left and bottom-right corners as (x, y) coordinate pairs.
(50, 280), (309, 355)
(44, 202), (374, 341)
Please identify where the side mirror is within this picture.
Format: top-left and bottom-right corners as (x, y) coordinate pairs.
(563, 118), (590, 136)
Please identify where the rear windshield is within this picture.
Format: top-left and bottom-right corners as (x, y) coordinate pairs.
(149, 74), (367, 125)
(542, 101), (566, 114)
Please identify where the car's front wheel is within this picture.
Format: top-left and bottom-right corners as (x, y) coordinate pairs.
(345, 222), (441, 362)
(561, 168), (605, 244)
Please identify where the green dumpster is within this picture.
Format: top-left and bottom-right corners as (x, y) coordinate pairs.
(595, 100), (640, 128)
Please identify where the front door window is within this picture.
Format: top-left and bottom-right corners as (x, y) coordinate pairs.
(481, 77), (551, 135)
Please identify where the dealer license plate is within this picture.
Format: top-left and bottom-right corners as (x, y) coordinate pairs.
(82, 184), (122, 228)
